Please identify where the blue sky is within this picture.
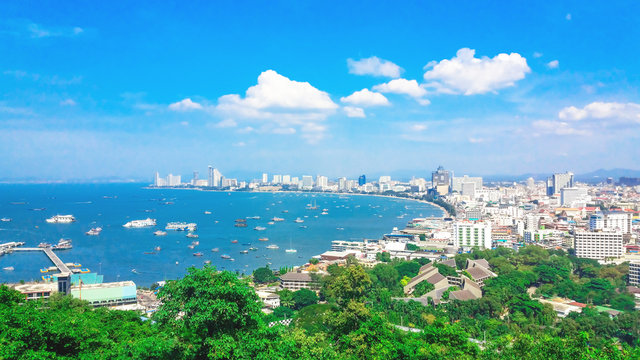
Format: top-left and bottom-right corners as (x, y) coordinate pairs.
(1, 1), (639, 181)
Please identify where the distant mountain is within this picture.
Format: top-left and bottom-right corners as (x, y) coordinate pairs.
(574, 168), (640, 183)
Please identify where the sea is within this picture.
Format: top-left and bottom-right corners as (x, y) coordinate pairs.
(0, 184), (442, 286)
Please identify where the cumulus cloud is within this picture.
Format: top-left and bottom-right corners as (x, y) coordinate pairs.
(546, 60), (559, 69)
(532, 120), (590, 136)
(340, 89), (390, 107)
(215, 119), (237, 128)
(168, 98), (203, 111)
(347, 56), (402, 78)
(344, 106), (366, 118)
(423, 48), (531, 95)
(533, 52), (543, 58)
(373, 78), (430, 105)
(215, 70), (337, 143)
(558, 102), (640, 123)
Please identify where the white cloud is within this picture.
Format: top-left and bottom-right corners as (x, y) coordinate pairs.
(410, 124), (428, 132)
(558, 102), (640, 123)
(216, 70), (337, 143)
(344, 106), (365, 118)
(272, 127), (296, 134)
(468, 137), (487, 143)
(60, 99), (76, 106)
(215, 119), (238, 128)
(180, 121), (189, 126)
(566, 13), (572, 21)
(347, 56), (402, 78)
(233, 141), (246, 147)
(26, 23), (85, 38)
(373, 78), (430, 105)
(533, 52), (543, 58)
(532, 120), (590, 136)
(340, 89), (390, 107)
(546, 60), (559, 69)
(423, 48), (531, 95)
(168, 98), (203, 111)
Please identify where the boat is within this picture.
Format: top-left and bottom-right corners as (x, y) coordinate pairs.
(38, 242), (51, 248)
(204, 260), (211, 264)
(240, 250), (249, 254)
(258, 237), (269, 241)
(85, 227), (102, 235)
(242, 243), (252, 246)
(336, 227), (344, 230)
(166, 222), (197, 231)
(186, 233), (199, 239)
(285, 248), (297, 253)
(193, 252), (203, 256)
(231, 240), (238, 243)
(204, 211), (212, 215)
(271, 217), (285, 222)
(234, 222), (248, 227)
(266, 244), (279, 249)
(0, 218), (11, 222)
(131, 269), (139, 274)
(322, 208), (329, 212)
(46, 215), (75, 223)
(268, 221), (275, 225)
(246, 216), (260, 220)
(249, 247), (258, 251)
(154, 246), (161, 251)
(229, 258), (235, 261)
(52, 239), (72, 250)
(299, 225), (307, 229)
(254, 226), (267, 231)
(211, 248), (220, 252)
(144, 251), (156, 255)
(306, 200), (318, 210)
(188, 244), (195, 249)
(221, 254), (231, 259)
(235, 219), (246, 223)
(3, 266), (14, 271)
(31, 208), (46, 211)
(321, 212), (328, 215)
(123, 218), (156, 228)
(282, 210), (289, 213)
(294, 218), (304, 223)
(154, 230), (167, 236)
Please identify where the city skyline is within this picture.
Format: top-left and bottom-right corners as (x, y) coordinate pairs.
(2, 1), (640, 180)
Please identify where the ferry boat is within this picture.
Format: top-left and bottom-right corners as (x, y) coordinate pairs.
(86, 227), (102, 236)
(294, 218), (304, 223)
(154, 230), (167, 236)
(271, 217), (285, 222)
(123, 218), (156, 228)
(193, 252), (203, 257)
(266, 244), (279, 249)
(46, 215), (76, 223)
(258, 237), (269, 241)
(186, 233), (199, 239)
(165, 222), (197, 231)
(1, 218), (11, 222)
(52, 239), (72, 250)
(254, 226), (267, 231)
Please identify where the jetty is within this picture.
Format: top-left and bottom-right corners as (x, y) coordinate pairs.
(12, 247), (72, 274)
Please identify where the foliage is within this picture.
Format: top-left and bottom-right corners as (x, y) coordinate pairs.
(413, 280), (435, 297)
(253, 266), (277, 284)
(435, 262), (458, 277)
(376, 251), (391, 262)
(309, 258), (319, 265)
(292, 288), (319, 310)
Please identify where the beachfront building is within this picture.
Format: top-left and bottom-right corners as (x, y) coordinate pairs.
(69, 281), (137, 307)
(453, 220), (492, 250)
(574, 231), (624, 260)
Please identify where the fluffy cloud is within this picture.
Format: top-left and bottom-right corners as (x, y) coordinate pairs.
(343, 106), (365, 118)
(558, 102), (640, 123)
(347, 56), (402, 78)
(216, 70), (338, 143)
(410, 124), (428, 132)
(532, 120), (590, 136)
(546, 60), (559, 69)
(373, 79), (430, 105)
(168, 98), (203, 111)
(340, 89), (390, 107)
(423, 48), (531, 95)
(60, 99), (76, 106)
(215, 119), (238, 128)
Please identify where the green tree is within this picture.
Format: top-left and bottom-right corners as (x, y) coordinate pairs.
(413, 281), (435, 297)
(309, 258), (319, 265)
(253, 266), (276, 284)
(376, 252), (391, 262)
(326, 265), (372, 305)
(371, 263), (400, 289)
(292, 288), (319, 310)
(394, 260), (421, 278)
(435, 263), (458, 277)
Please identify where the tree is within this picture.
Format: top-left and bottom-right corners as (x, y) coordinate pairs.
(253, 266), (276, 284)
(278, 289), (295, 308)
(326, 265), (372, 305)
(376, 252), (391, 262)
(394, 260), (421, 279)
(292, 288), (319, 310)
(309, 258), (319, 265)
(435, 263), (458, 277)
(413, 281), (435, 297)
(371, 263), (400, 289)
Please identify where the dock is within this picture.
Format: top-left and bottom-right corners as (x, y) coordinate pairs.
(12, 247), (72, 274)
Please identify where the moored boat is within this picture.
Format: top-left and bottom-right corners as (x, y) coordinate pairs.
(46, 215), (75, 223)
(123, 218), (156, 228)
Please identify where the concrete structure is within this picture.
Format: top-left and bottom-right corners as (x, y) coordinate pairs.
(10, 283), (58, 300)
(574, 231), (624, 260)
(403, 263), (448, 295)
(453, 220), (492, 249)
(432, 166), (451, 195)
(69, 281), (137, 307)
(256, 291), (281, 308)
(547, 172), (574, 196)
(279, 271), (320, 291)
(561, 187), (588, 206)
(603, 211), (632, 234)
(630, 261), (640, 286)
(452, 175), (483, 193)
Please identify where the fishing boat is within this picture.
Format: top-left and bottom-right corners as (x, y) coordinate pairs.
(193, 252), (203, 257)
(154, 230), (167, 236)
(254, 226), (267, 231)
(258, 237), (269, 241)
(204, 211), (212, 215)
(249, 247), (258, 251)
(271, 217), (285, 222)
(221, 254), (231, 259)
(234, 222), (247, 228)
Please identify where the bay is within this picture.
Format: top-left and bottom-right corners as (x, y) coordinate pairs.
(0, 183), (441, 286)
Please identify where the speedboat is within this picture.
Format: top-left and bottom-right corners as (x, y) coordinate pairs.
(154, 230), (167, 236)
(0, 218), (11, 222)
(258, 237), (269, 241)
(254, 226), (267, 231)
(46, 215), (75, 223)
(86, 227), (102, 235)
(211, 248), (220, 252)
(193, 252), (203, 256)
(294, 218), (304, 223)
(3, 266), (14, 271)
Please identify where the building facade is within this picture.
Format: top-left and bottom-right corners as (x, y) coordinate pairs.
(453, 220), (492, 249)
(574, 231), (623, 260)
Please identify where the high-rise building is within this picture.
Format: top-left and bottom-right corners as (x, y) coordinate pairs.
(338, 177), (347, 191)
(272, 175), (282, 184)
(301, 175), (314, 190)
(574, 231), (623, 260)
(166, 174), (181, 186)
(358, 175), (366, 186)
(461, 182), (476, 198)
(316, 175), (328, 189)
(378, 175), (391, 184)
(589, 213), (604, 231)
(630, 261), (640, 285)
(154, 171), (166, 187)
(452, 175), (482, 193)
(208, 166), (214, 187)
(262, 173), (268, 184)
(603, 211), (632, 234)
(432, 166), (451, 195)
(453, 220), (492, 249)
(560, 187), (588, 206)
(547, 172), (574, 196)
(282, 175), (291, 184)
(526, 177), (535, 189)
(191, 171), (199, 186)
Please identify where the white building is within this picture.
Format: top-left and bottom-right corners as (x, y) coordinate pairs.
(338, 177), (348, 191)
(452, 175), (483, 193)
(272, 174), (282, 184)
(167, 174), (181, 186)
(561, 187), (588, 206)
(316, 175), (328, 189)
(282, 175), (291, 184)
(461, 182), (476, 198)
(453, 220), (492, 249)
(589, 213), (604, 231)
(301, 175), (314, 190)
(379, 175), (391, 184)
(262, 173), (268, 184)
(154, 172), (167, 187)
(604, 211), (632, 234)
(574, 231), (623, 260)
(208, 168), (222, 188)
(630, 261), (640, 286)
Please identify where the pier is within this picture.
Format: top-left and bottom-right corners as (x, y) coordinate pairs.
(12, 247), (72, 274)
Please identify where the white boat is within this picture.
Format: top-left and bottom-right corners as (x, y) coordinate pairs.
(86, 227), (102, 236)
(211, 248), (220, 252)
(204, 211), (212, 215)
(123, 218), (156, 228)
(247, 216), (260, 220)
(321, 212), (328, 215)
(46, 215), (75, 223)
(186, 233), (199, 239)
(294, 218), (304, 223)
(166, 222), (197, 231)
(271, 217), (285, 222)
(154, 230), (167, 236)
(3, 266), (14, 271)
(268, 221), (275, 225)
(266, 244), (279, 249)
(285, 248), (297, 253)
(254, 226), (267, 231)
(1, 218), (11, 222)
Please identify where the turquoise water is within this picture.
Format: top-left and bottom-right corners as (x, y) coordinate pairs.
(0, 184), (441, 286)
